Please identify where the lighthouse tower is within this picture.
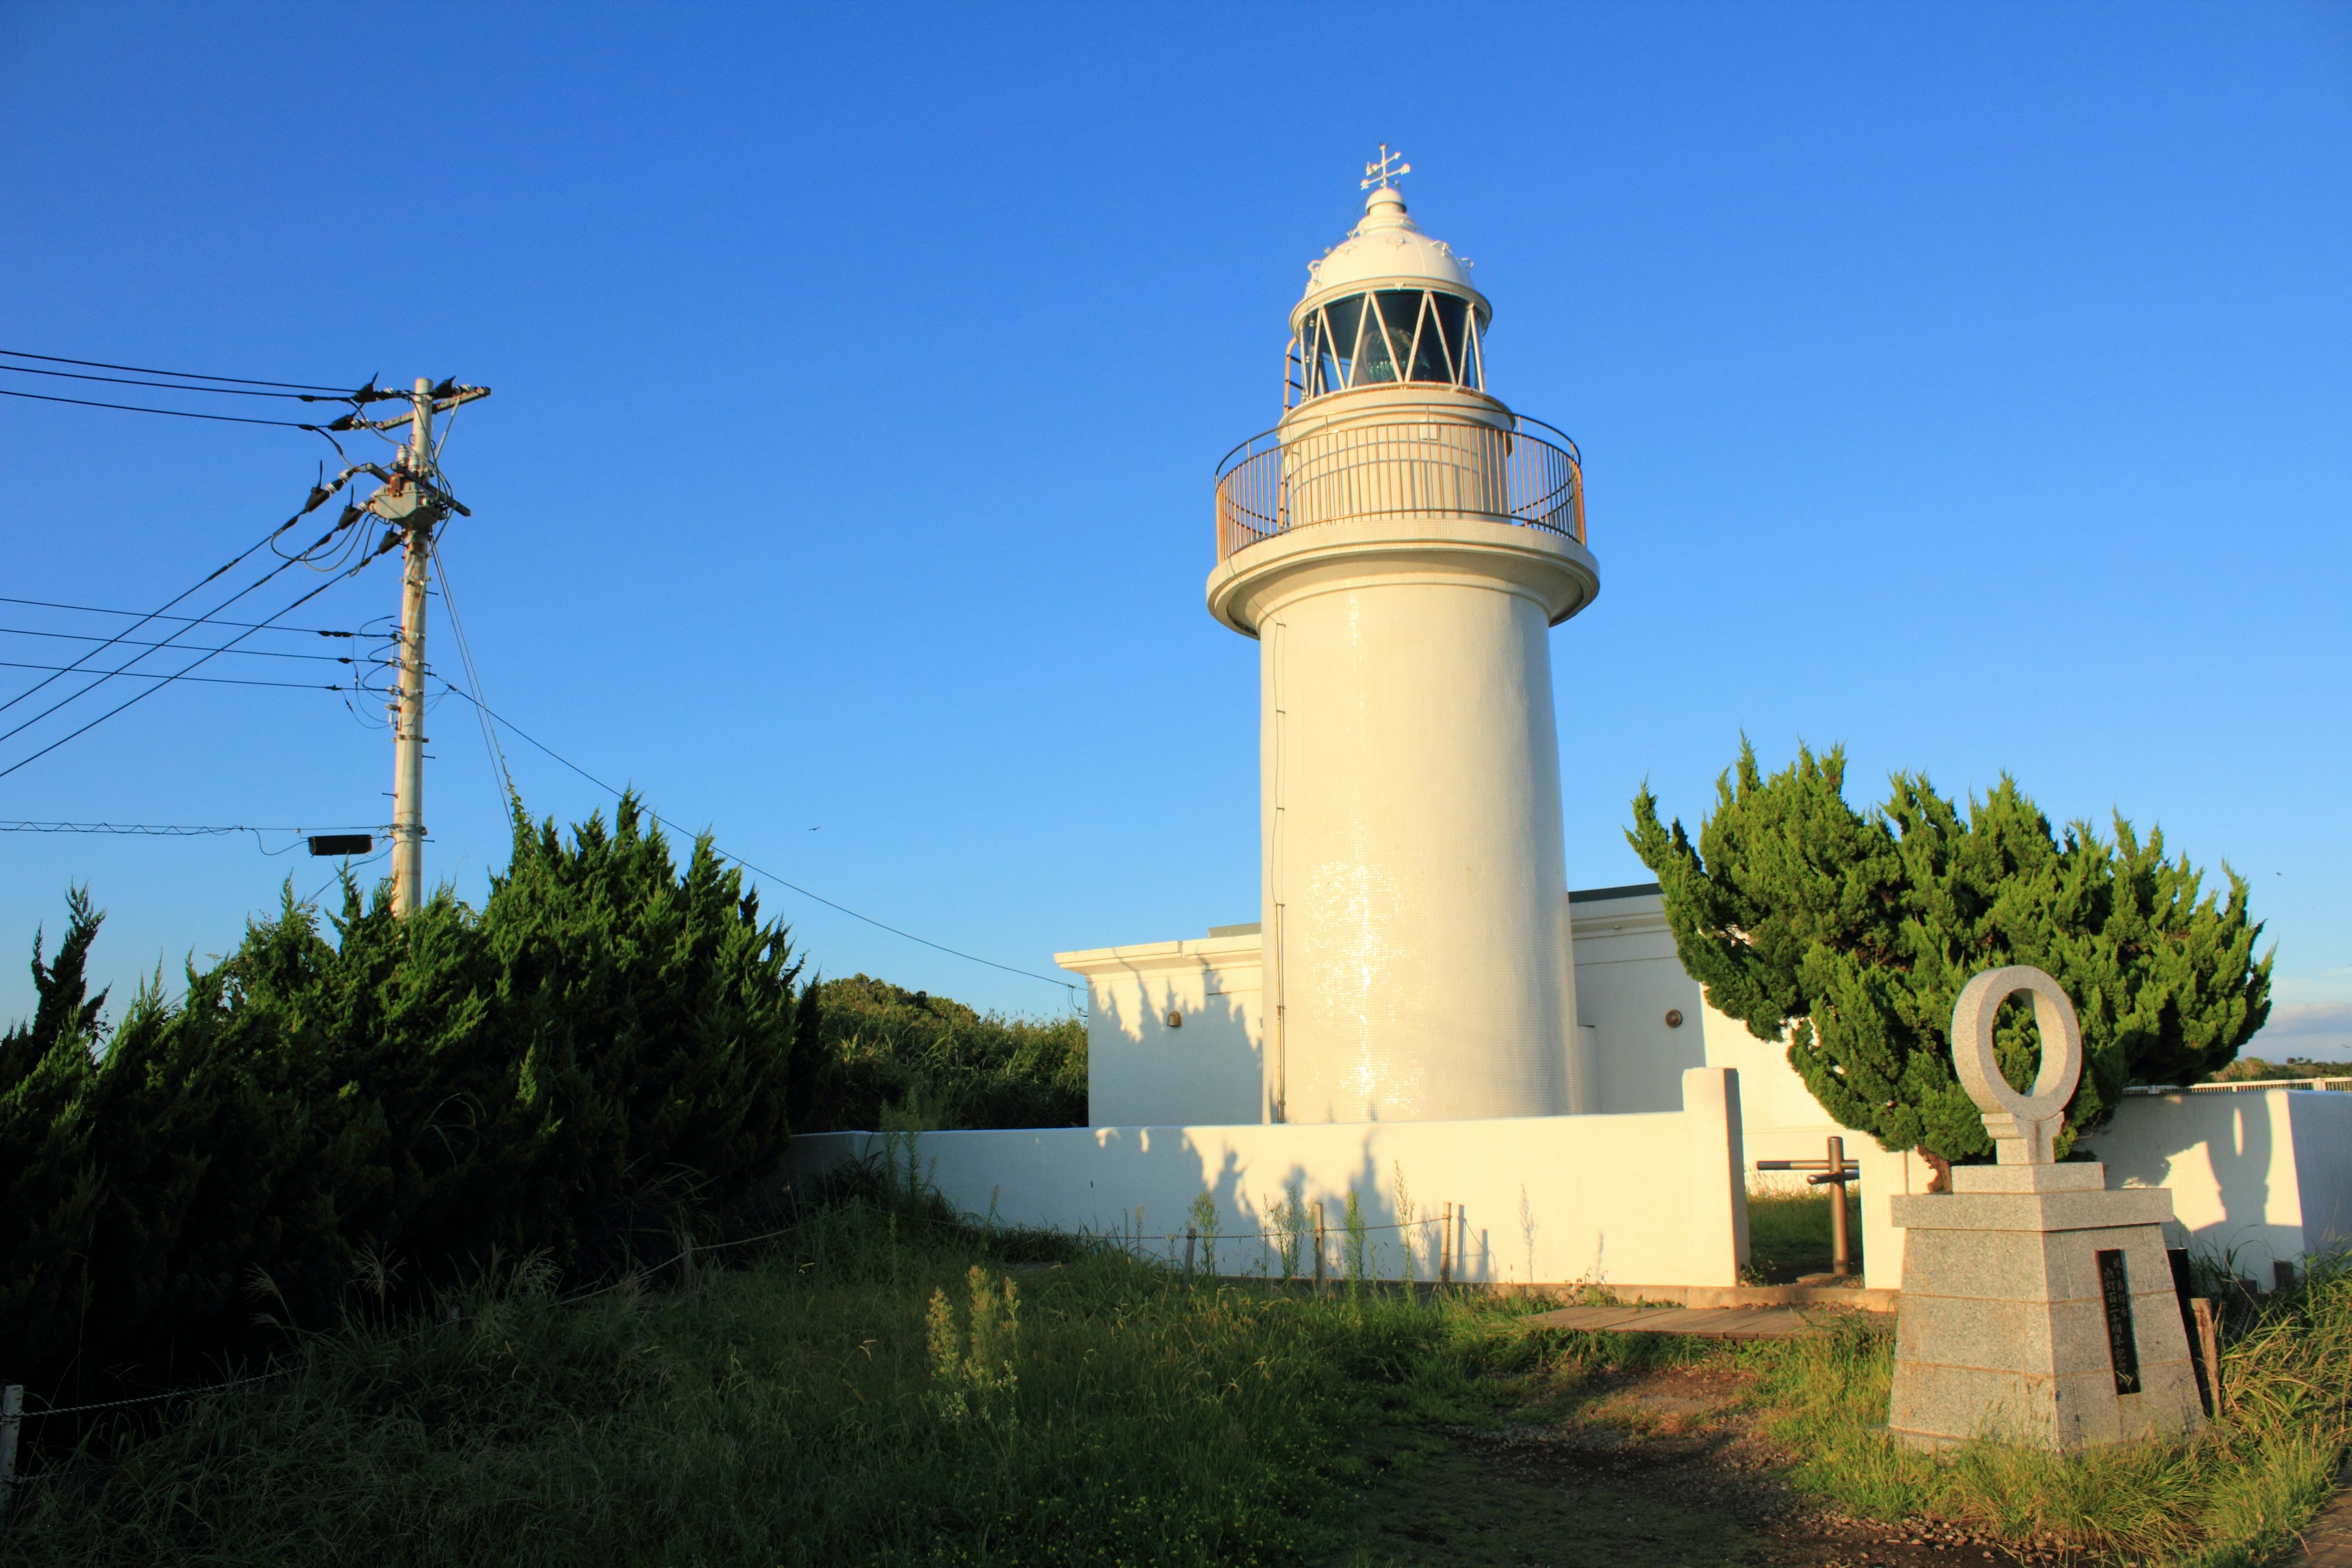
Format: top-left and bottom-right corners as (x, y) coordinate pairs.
(1207, 156), (1600, 1125)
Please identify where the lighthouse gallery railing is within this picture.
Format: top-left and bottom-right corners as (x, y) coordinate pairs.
(1214, 413), (1585, 563)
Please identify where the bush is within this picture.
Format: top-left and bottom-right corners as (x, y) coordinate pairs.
(791, 973), (1085, 1132)
(0, 796), (799, 1409)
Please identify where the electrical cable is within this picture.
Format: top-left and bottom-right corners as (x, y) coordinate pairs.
(0, 498), (371, 741)
(0, 596), (358, 636)
(306, 844), (391, 907)
(0, 562), (377, 782)
(0, 362), (328, 401)
(434, 681), (1078, 995)
(0, 521), (353, 718)
(0, 820), (380, 835)
(1, 820), (383, 858)
(0, 546), (327, 743)
(426, 540), (517, 816)
(0, 658), (347, 692)
(0, 625), (358, 665)
(0, 385), (333, 429)
(0, 347), (352, 394)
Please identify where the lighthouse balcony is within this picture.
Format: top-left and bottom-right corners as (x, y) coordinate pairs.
(1213, 411), (1585, 562)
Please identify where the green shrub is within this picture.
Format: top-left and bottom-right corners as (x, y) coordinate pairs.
(0, 796), (799, 1409)
(792, 973), (1085, 1132)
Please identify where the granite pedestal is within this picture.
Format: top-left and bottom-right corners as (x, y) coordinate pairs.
(1885, 965), (2206, 1452)
(1888, 1161), (2204, 1449)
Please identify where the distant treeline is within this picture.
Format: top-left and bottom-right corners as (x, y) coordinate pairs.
(0, 796), (1083, 1409)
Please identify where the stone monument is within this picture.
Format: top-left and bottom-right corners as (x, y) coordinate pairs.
(1888, 966), (2206, 1450)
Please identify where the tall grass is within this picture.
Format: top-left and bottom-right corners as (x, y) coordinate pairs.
(1, 1193), (1508, 1567)
(12, 1186), (2346, 1568)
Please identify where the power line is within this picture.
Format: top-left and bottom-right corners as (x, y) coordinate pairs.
(0, 348), (352, 394)
(0, 385), (331, 429)
(0, 564), (375, 782)
(0, 625), (361, 665)
(0, 540), (335, 743)
(435, 681), (1079, 996)
(0, 596), (358, 636)
(1, 820), (379, 838)
(0, 659), (347, 692)
(0, 494), (368, 731)
(0, 362), (327, 401)
(428, 540), (516, 815)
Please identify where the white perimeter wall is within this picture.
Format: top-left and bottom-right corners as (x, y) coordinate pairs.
(793, 1067), (1751, 1289)
(2088, 1089), (2352, 1280)
(1058, 892), (2352, 1294)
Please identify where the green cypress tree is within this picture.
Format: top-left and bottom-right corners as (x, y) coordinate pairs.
(1627, 742), (2272, 1164)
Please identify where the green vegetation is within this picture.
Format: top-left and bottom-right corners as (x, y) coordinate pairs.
(1742, 1186), (1863, 1283)
(1628, 741), (2272, 1163)
(1, 1187), (1512, 1566)
(794, 973), (1085, 1133)
(0, 797), (800, 1412)
(2211, 1055), (2351, 1084)
(9, 1191), (2345, 1567)
(1753, 1259), (2352, 1566)
(0, 796), (1085, 1420)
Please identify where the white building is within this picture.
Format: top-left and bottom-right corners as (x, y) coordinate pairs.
(798, 165), (2349, 1294)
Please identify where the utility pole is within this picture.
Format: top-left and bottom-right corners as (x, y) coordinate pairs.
(390, 378), (434, 916)
(355, 375), (491, 916)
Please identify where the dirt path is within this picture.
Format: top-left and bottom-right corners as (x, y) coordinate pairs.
(1335, 1366), (2065, 1568)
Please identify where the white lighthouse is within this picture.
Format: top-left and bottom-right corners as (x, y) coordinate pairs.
(1206, 154), (1600, 1124)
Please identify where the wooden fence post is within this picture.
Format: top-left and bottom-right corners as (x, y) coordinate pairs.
(1185, 1226), (1197, 1285)
(1313, 1204), (1327, 1296)
(1, 1383), (21, 1531)
(1439, 1203), (1453, 1285)
(2192, 1298), (2223, 1415)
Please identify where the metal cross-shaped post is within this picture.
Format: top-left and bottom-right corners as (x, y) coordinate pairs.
(1362, 144), (1411, 191)
(1758, 1135), (1863, 1276)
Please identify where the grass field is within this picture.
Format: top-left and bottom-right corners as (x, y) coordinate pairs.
(1743, 1189), (1866, 1283)
(6, 1185), (2345, 1567)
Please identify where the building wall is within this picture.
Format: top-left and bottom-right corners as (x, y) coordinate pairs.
(1565, 889), (1706, 1114)
(792, 1067), (1751, 1289)
(1058, 933), (1263, 1129)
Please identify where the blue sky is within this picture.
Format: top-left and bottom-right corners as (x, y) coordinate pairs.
(2, 5), (2346, 1057)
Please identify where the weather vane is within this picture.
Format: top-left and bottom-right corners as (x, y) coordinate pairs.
(1361, 144), (1411, 192)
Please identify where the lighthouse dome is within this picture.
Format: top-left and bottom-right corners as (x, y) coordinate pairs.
(1300, 186), (1477, 304)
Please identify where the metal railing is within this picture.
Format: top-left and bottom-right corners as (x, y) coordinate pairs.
(1215, 412), (1585, 562)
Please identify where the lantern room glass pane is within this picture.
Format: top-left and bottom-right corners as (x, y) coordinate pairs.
(1322, 295), (1364, 390)
(1430, 293), (1472, 385)
(1354, 290), (1405, 383)
(1406, 293), (1451, 383)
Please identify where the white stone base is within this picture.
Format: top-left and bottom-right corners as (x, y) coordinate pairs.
(1888, 1163), (2205, 1451)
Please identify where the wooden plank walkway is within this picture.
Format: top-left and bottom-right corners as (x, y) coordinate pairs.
(1519, 1305), (1825, 1341)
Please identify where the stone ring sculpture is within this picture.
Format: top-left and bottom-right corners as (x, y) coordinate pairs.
(1949, 965), (2082, 1166)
